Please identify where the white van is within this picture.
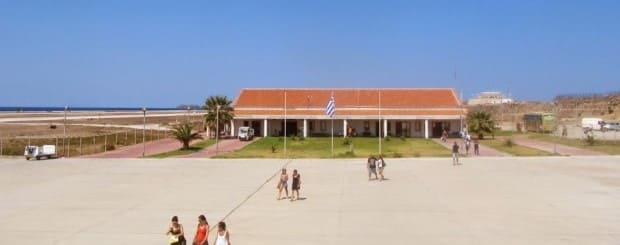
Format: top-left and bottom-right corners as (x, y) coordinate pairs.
(238, 126), (255, 141)
(581, 118), (604, 131)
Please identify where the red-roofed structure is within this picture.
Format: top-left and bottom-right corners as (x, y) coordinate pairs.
(230, 88), (466, 138)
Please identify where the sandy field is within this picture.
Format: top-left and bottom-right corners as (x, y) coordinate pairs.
(0, 156), (618, 245)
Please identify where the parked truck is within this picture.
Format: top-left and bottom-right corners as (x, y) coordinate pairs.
(581, 118), (604, 131)
(24, 145), (56, 160)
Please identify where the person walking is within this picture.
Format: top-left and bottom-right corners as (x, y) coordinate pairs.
(473, 139), (480, 156)
(441, 129), (448, 142)
(192, 215), (209, 245)
(465, 138), (471, 155)
(452, 141), (460, 165)
(377, 154), (386, 181)
(291, 169), (301, 201)
(367, 155), (378, 180)
(277, 168), (289, 200)
(166, 216), (186, 245)
(213, 221), (230, 245)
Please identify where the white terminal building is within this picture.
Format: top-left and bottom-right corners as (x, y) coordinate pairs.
(467, 91), (513, 105)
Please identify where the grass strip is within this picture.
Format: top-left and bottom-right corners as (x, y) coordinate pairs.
(149, 139), (215, 158)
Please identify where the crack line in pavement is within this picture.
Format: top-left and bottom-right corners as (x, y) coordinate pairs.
(218, 159), (294, 222)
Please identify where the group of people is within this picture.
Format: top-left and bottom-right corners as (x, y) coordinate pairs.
(451, 138), (480, 165)
(366, 154), (387, 181)
(166, 215), (231, 245)
(462, 133), (480, 156)
(277, 168), (302, 201)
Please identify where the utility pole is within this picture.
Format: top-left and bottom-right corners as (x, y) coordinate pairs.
(142, 107), (146, 157)
(216, 105), (221, 155)
(64, 105), (68, 157)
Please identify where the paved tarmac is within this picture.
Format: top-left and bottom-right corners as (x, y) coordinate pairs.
(0, 156), (619, 245)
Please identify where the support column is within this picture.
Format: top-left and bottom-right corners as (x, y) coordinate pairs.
(383, 119), (388, 137)
(303, 119), (308, 138)
(343, 119), (348, 138)
(263, 119), (268, 137)
(424, 119), (429, 139)
(231, 120), (235, 137)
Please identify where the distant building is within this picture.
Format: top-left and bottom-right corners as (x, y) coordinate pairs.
(231, 88), (467, 139)
(467, 91), (513, 105)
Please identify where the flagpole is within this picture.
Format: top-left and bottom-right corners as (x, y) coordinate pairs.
(284, 89), (287, 157)
(378, 88), (382, 154)
(331, 91), (334, 158)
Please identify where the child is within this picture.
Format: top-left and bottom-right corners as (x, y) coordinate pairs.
(291, 169), (301, 201)
(214, 221), (230, 245)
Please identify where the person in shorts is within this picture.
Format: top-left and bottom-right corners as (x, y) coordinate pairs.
(473, 139), (480, 156)
(277, 168), (289, 200)
(367, 155), (378, 180)
(452, 141), (460, 165)
(291, 169), (301, 201)
(377, 154), (386, 181)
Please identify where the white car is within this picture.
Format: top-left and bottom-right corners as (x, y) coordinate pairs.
(603, 122), (620, 132)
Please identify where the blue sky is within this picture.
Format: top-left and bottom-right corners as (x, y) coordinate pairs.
(0, 0), (618, 107)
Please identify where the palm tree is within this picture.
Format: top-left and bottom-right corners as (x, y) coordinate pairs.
(172, 123), (203, 149)
(467, 111), (495, 139)
(203, 95), (234, 138)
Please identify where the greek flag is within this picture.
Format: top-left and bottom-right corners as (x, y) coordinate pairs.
(325, 96), (335, 118)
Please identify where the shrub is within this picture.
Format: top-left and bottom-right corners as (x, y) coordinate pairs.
(504, 138), (514, 147)
(343, 136), (352, 145)
(585, 135), (595, 146)
(298, 137), (305, 141)
(413, 152), (421, 158)
(384, 135), (391, 141)
(393, 152), (403, 158)
(104, 144), (116, 151)
(400, 135), (406, 141)
(271, 144), (277, 153)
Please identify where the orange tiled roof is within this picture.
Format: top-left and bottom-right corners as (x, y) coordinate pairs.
(233, 88), (465, 117)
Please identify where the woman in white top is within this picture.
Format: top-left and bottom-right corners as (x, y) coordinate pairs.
(214, 221), (230, 245)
